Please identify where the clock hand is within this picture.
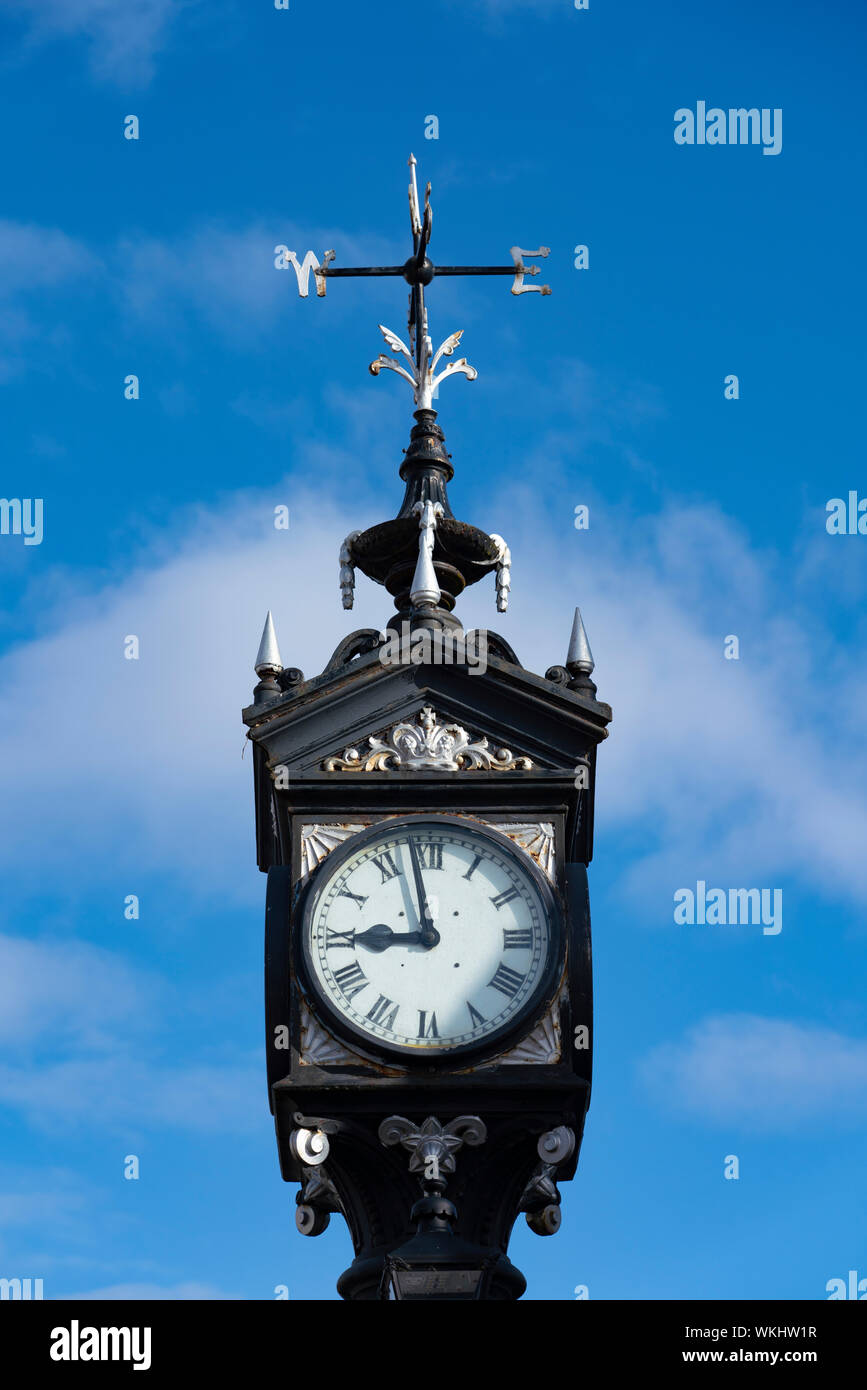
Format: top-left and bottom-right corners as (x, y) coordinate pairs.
(354, 923), (430, 952)
(406, 836), (440, 948)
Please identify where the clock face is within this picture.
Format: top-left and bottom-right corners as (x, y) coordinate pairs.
(299, 816), (559, 1061)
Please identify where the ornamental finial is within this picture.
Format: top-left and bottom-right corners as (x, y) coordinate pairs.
(369, 324), (477, 410)
(254, 610), (282, 676)
(566, 607), (594, 676)
(409, 500), (445, 607)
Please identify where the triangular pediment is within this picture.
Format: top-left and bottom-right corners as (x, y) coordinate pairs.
(245, 647), (609, 777)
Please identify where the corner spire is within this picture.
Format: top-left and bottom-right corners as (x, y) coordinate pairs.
(566, 608), (594, 676)
(255, 611), (283, 676)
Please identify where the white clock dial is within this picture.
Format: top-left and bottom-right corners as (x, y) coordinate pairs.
(301, 818), (557, 1057)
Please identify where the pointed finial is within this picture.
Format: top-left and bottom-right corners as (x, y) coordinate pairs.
(255, 610), (283, 676)
(566, 607), (594, 675)
(410, 499), (444, 607)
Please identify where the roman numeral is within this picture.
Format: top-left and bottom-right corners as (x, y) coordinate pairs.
(333, 962), (368, 1001)
(463, 854), (483, 880)
(490, 886), (520, 911)
(325, 928), (356, 949)
(372, 851), (400, 882)
(338, 886), (367, 910)
(503, 928), (533, 949)
(488, 962), (526, 998)
(366, 994), (399, 1029)
(417, 843), (443, 870)
(417, 1010), (439, 1038)
(466, 1001), (486, 1029)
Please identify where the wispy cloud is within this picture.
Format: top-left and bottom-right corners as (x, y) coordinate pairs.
(5, 0), (185, 87)
(0, 933), (258, 1134)
(0, 219), (98, 380)
(0, 1166), (118, 1271)
(0, 220), (96, 290)
(1, 468), (866, 918)
(0, 1057), (260, 1133)
(641, 1014), (867, 1130)
(115, 220), (397, 344)
(0, 935), (155, 1050)
(0, 1172), (87, 1234)
(0, 215), (392, 377)
(116, 223), (286, 343)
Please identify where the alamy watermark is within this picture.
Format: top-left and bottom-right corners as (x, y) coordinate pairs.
(378, 622), (488, 675)
(0, 1277), (43, 1299)
(0, 498), (43, 545)
(826, 1269), (867, 1300)
(50, 1322), (151, 1370)
(674, 103), (782, 156)
(826, 492), (867, 535)
(674, 880), (782, 935)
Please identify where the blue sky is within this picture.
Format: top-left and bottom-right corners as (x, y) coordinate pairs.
(0, 0), (866, 1300)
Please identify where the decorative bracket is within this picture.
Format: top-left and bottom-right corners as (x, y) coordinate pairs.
(296, 1165), (343, 1237)
(290, 1113), (343, 1237)
(518, 1126), (576, 1236)
(288, 1112), (339, 1165)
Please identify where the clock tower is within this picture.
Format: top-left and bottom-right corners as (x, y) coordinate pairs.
(242, 159), (612, 1300)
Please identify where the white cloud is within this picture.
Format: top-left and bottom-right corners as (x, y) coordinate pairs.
(0, 935), (154, 1049)
(116, 223), (285, 343)
(641, 1014), (867, 1129)
(0, 1058), (260, 1133)
(0, 933), (258, 1133)
(0, 487), (378, 898)
(0, 1167), (106, 1267)
(0, 220), (97, 291)
(114, 221), (397, 344)
(1, 468), (866, 918)
(0, 1181), (86, 1231)
(0, 220), (97, 379)
(489, 484), (867, 908)
(0, 215), (395, 377)
(7, 0), (183, 86)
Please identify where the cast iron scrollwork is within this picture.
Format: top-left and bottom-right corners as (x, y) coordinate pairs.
(290, 1114), (343, 1238)
(519, 1126), (576, 1237)
(379, 1115), (487, 1189)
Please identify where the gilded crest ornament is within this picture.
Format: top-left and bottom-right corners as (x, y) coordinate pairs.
(322, 705), (534, 772)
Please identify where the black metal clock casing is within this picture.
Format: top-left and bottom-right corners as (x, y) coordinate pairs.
(245, 633), (610, 1299)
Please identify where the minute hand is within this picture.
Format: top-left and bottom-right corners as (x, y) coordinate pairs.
(407, 837), (440, 948)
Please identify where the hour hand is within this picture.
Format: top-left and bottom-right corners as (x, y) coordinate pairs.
(354, 923), (429, 952)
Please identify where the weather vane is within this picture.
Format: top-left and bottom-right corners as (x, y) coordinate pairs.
(282, 154), (551, 409)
